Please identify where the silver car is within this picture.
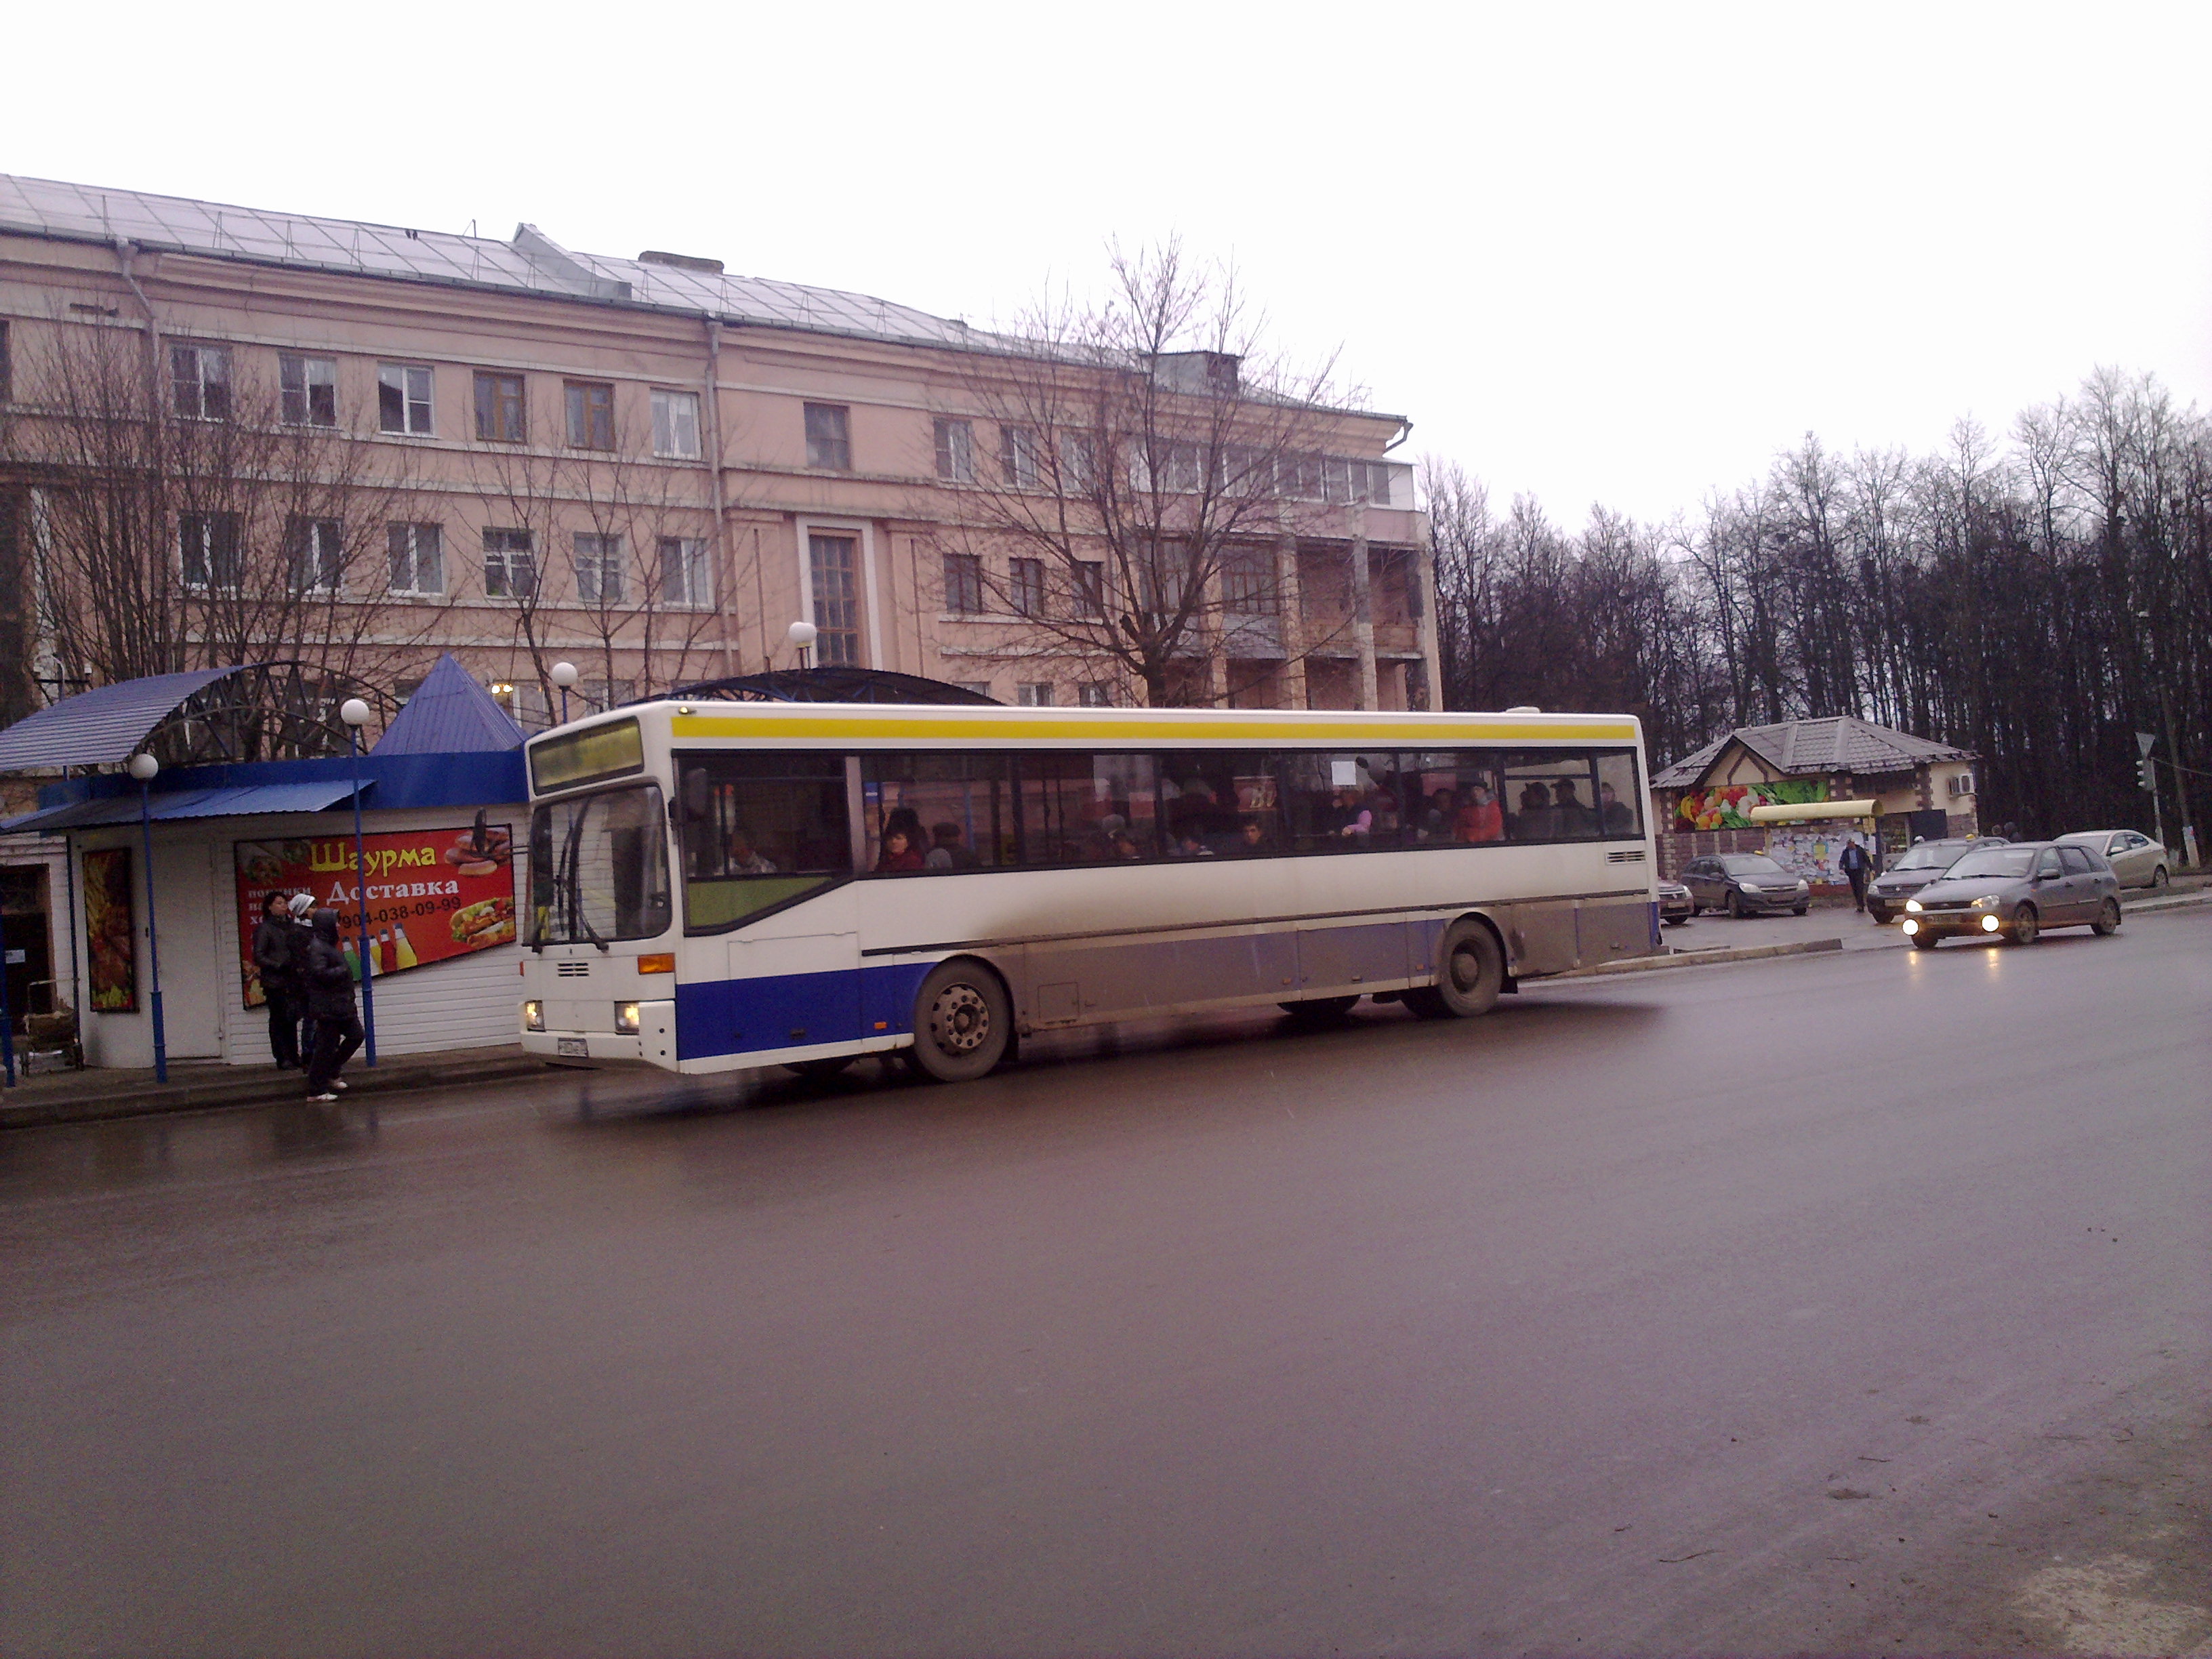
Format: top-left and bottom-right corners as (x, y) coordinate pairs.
(1864, 836), (2002, 922)
(2057, 830), (2170, 890)
(1901, 841), (2123, 948)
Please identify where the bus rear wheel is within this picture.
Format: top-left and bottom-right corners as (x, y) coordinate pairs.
(1408, 918), (1505, 1019)
(909, 959), (1012, 1082)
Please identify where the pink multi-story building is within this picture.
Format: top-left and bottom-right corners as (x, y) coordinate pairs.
(0, 173), (1435, 730)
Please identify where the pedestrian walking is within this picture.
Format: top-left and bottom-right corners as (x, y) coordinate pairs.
(301, 907), (364, 1101)
(1838, 838), (1873, 914)
(251, 892), (303, 1069)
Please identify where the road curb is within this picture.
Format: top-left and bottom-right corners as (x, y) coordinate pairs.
(0, 1050), (552, 1132)
(1563, 937), (1847, 979)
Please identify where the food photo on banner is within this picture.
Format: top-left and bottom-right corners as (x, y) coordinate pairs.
(83, 846), (137, 1012)
(233, 813), (516, 1005)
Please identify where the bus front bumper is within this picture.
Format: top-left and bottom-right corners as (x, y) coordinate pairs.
(522, 1000), (677, 1070)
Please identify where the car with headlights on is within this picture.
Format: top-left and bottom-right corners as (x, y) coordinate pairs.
(1864, 836), (2002, 922)
(1680, 853), (1810, 917)
(1658, 880), (1695, 926)
(1900, 840), (2121, 948)
(2056, 829), (2169, 889)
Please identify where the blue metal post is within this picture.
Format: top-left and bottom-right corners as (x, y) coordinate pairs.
(0, 905), (15, 1088)
(350, 724), (377, 1066)
(140, 779), (167, 1084)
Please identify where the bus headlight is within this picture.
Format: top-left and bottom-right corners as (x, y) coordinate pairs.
(615, 1001), (640, 1035)
(523, 1000), (545, 1031)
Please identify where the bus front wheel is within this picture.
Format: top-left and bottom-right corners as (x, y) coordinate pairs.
(909, 959), (1012, 1082)
(1408, 918), (1505, 1019)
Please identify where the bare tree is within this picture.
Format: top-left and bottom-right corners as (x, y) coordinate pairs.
(474, 415), (733, 721)
(10, 315), (441, 713)
(926, 241), (1367, 705)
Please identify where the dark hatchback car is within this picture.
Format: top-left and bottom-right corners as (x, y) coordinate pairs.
(1681, 853), (1810, 917)
(1901, 840), (2123, 948)
(1865, 836), (2003, 923)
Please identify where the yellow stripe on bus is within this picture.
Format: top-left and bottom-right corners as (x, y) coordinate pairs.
(668, 712), (1641, 745)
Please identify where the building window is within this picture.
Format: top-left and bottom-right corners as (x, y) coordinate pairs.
(659, 536), (711, 607)
(377, 363), (434, 434)
(1016, 682), (1054, 708)
(1072, 560), (1105, 619)
(287, 518), (343, 593)
(945, 552), (983, 615)
(387, 523), (444, 595)
(1010, 557), (1045, 618)
(474, 371), (527, 443)
(1078, 682), (1114, 708)
(573, 533), (625, 605)
(807, 533), (861, 665)
(280, 354), (337, 427)
(651, 389), (701, 459)
(1221, 544), (1277, 614)
(804, 403), (852, 470)
(171, 344), (231, 419)
(179, 512), (242, 590)
(933, 417), (975, 482)
(483, 529), (536, 598)
(1000, 425), (1041, 488)
(565, 382), (615, 449)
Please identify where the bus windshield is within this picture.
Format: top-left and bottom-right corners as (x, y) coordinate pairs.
(529, 783), (672, 945)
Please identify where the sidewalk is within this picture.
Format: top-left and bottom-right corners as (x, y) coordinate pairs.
(0, 1043), (549, 1131)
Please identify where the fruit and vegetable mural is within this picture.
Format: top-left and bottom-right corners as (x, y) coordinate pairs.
(1673, 779), (1826, 830)
(83, 847), (136, 1013)
(233, 814), (516, 1006)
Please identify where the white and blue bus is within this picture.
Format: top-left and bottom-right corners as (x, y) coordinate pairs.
(518, 702), (1660, 1082)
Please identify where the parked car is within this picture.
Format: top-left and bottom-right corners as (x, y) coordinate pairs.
(2056, 830), (2169, 889)
(1658, 880), (1695, 926)
(1680, 853), (1809, 917)
(1864, 836), (2003, 922)
(1901, 840), (2121, 948)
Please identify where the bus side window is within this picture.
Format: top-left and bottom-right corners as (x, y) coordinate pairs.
(1017, 752), (1158, 864)
(1283, 753), (1397, 852)
(674, 752), (852, 930)
(863, 754), (1013, 873)
(1595, 752), (1643, 837)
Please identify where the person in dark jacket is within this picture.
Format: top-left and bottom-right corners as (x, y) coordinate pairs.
(251, 892), (302, 1069)
(1838, 838), (1874, 913)
(286, 893), (320, 1061)
(302, 908), (364, 1101)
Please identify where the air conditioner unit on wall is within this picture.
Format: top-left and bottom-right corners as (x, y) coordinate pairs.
(1947, 772), (1975, 797)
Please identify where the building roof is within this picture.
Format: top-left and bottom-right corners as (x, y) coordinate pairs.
(0, 665), (241, 772)
(372, 654), (525, 756)
(1, 779), (365, 834)
(1653, 716), (1972, 789)
(0, 173), (991, 352)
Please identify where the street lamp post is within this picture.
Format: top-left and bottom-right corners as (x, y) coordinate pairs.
(340, 698), (377, 1067)
(550, 660), (579, 724)
(127, 752), (167, 1084)
(787, 619), (817, 671)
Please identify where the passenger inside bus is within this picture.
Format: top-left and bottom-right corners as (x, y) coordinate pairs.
(1456, 783), (1504, 842)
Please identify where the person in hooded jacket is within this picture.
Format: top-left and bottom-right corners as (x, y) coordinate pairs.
(286, 893), (321, 1062)
(302, 908), (364, 1101)
(251, 891), (302, 1069)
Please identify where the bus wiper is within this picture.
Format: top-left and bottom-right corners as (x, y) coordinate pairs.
(556, 806), (611, 952)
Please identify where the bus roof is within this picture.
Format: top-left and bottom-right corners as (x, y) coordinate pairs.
(531, 701), (1641, 753)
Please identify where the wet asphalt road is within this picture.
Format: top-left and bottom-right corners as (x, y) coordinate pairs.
(4, 910), (2208, 1658)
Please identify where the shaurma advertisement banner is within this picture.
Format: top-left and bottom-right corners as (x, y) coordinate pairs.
(234, 819), (516, 1006)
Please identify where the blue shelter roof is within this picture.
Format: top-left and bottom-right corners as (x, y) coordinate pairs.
(373, 654), (525, 756)
(0, 666), (241, 771)
(1, 780), (367, 834)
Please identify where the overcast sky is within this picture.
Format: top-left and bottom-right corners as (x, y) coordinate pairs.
(9, 1), (2207, 525)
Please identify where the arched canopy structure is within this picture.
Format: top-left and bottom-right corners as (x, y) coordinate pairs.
(649, 668), (1001, 706)
(0, 662), (398, 774)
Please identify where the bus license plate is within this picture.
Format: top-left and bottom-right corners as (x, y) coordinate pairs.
(557, 1037), (588, 1058)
